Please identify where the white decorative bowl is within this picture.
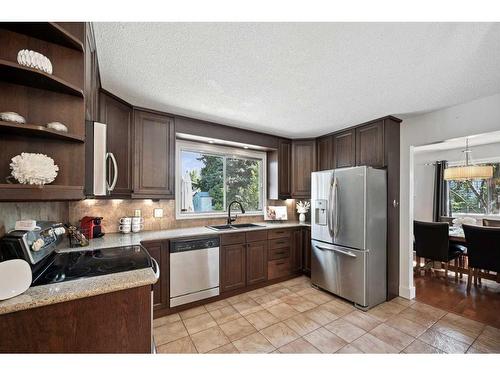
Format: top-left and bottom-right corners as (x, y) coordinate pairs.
(0, 111), (26, 124)
(0, 259), (32, 300)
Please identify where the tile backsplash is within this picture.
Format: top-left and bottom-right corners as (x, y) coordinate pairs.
(0, 202), (69, 237)
(0, 198), (303, 236)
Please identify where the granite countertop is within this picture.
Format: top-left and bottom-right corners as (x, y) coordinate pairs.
(57, 221), (311, 253)
(0, 221), (309, 316)
(0, 268), (158, 316)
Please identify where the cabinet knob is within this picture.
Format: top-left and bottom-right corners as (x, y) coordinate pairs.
(392, 200), (399, 208)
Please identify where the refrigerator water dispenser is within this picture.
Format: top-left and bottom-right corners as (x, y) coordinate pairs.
(315, 199), (327, 225)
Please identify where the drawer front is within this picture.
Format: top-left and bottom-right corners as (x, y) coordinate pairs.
(268, 247), (290, 260)
(246, 230), (268, 243)
(268, 228), (292, 240)
(220, 232), (246, 246)
(268, 238), (289, 249)
(268, 259), (291, 280)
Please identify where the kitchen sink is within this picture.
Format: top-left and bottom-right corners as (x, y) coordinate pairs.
(206, 223), (264, 231)
(230, 223), (263, 228)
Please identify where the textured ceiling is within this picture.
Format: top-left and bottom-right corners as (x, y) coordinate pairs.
(94, 22), (500, 138)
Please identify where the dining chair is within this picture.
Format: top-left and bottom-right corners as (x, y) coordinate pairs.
(414, 221), (466, 284)
(483, 218), (500, 228)
(462, 224), (500, 292)
(440, 216), (455, 226)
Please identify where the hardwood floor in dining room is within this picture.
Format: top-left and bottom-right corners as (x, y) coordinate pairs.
(414, 272), (500, 329)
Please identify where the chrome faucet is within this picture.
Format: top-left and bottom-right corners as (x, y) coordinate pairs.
(227, 201), (245, 225)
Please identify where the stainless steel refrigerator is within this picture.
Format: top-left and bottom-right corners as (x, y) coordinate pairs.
(311, 166), (387, 309)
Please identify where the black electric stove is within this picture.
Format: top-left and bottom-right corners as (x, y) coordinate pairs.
(32, 245), (155, 286)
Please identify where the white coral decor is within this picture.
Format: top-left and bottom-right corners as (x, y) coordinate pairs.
(10, 153), (59, 185)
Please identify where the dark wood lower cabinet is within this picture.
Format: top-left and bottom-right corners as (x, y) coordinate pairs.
(291, 228), (303, 273)
(142, 241), (169, 311)
(221, 243), (247, 292)
(0, 286), (152, 353)
(303, 227), (311, 275)
(246, 240), (268, 285)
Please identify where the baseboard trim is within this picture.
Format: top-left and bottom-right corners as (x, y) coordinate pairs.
(399, 285), (416, 300)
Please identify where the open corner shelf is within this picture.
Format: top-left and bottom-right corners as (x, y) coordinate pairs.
(0, 58), (84, 97)
(1, 22), (84, 52)
(0, 120), (84, 143)
(0, 184), (84, 201)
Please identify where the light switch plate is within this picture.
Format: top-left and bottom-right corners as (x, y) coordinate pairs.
(153, 208), (163, 218)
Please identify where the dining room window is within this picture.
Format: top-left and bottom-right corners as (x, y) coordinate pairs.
(447, 162), (500, 215)
(175, 140), (266, 218)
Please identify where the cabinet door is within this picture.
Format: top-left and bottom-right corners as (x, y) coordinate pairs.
(143, 241), (168, 310)
(221, 244), (246, 292)
(99, 92), (133, 196)
(355, 121), (384, 167)
(133, 110), (175, 198)
(246, 241), (268, 285)
(303, 228), (311, 274)
(278, 139), (292, 199)
(333, 130), (355, 168)
(316, 135), (334, 171)
(84, 23), (99, 122)
(291, 139), (316, 198)
(290, 228), (303, 274)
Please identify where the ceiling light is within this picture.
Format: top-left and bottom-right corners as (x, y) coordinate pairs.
(444, 138), (494, 180)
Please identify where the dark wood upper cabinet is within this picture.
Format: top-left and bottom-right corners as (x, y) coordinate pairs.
(278, 139), (292, 199)
(221, 243), (247, 292)
(333, 129), (356, 168)
(355, 121), (384, 168)
(291, 139), (316, 198)
(99, 91), (133, 196)
(142, 241), (169, 311)
(133, 110), (175, 198)
(316, 135), (334, 171)
(84, 23), (100, 122)
(246, 241), (268, 286)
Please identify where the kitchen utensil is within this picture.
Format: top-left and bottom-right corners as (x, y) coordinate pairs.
(0, 259), (32, 300)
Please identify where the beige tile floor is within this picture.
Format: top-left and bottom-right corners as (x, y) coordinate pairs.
(153, 276), (500, 354)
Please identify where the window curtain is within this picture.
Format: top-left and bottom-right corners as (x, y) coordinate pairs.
(433, 160), (449, 222)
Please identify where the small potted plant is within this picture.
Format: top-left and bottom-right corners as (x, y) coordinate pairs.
(296, 201), (310, 223)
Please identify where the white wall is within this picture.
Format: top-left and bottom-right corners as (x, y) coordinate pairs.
(413, 142), (500, 222)
(399, 93), (500, 299)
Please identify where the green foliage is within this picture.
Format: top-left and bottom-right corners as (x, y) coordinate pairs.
(449, 164), (500, 215)
(226, 158), (261, 211)
(196, 155), (224, 211)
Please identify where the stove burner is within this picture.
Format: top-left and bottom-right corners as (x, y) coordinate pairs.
(32, 245), (153, 286)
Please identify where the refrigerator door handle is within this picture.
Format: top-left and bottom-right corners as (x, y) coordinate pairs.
(315, 244), (357, 258)
(327, 176), (335, 238)
(106, 152), (118, 192)
(332, 177), (339, 237)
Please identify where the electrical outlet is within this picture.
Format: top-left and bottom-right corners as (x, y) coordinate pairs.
(153, 208), (163, 218)
(134, 209), (142, 217)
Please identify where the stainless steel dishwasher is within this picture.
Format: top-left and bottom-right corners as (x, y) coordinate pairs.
(169, 236), (220, 307)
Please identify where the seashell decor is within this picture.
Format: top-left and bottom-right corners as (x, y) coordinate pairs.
(10, 153), (59, 186)
(46, 122), (68, 132)
(17, 49), (53, 75)
(0, 111), (26, 124)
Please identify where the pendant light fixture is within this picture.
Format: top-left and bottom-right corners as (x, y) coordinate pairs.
(444, 138), (493, 180)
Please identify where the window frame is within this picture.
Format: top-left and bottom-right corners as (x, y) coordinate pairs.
(175, 140), (267, 219)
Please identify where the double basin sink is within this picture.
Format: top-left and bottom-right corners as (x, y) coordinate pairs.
(206, 223), (264, 231)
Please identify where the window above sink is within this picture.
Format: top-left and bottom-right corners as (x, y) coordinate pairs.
(175, 140), (267, 219)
